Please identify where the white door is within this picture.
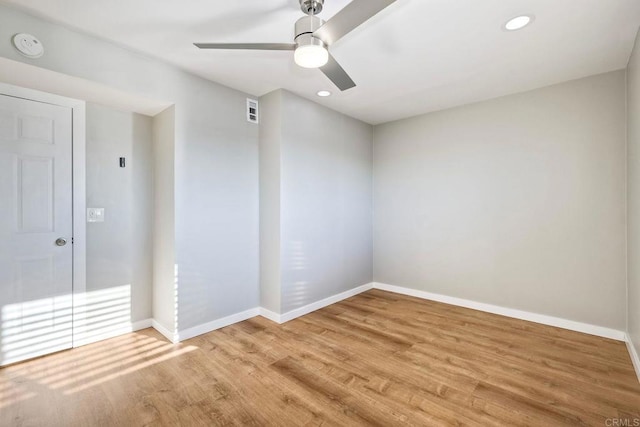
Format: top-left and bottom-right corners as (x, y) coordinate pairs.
(0, 94), (73, 366)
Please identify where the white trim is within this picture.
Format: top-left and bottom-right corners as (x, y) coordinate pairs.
(176, 308), (261, 342)
(73, 319), (152, 348)
(133, 319), (153, 330)
(259, 307), (283, 324)
(72, 103), (87, 300)
(152, 319), (179, 344)
(275, 283), (374, 324)
(373, 283), (627, 341)
(626, 335), (640, 383)
(150, 283), (375, 341)
(142, 281), (638, 385)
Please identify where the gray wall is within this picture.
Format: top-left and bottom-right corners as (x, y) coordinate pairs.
(174, 91), (259, 330)
(374, 71), (627, 329)
(260, 90), (373, 313)
(0, 4), (259, 333)
(628, 31), (640, 355)
(152, 106), (176, 331)
(259, 91), (283, 313)
(86, 104), (153, 324)
(280, 91), (373, 311)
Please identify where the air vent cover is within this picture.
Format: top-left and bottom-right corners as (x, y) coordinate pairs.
(247, 99), (259, 124)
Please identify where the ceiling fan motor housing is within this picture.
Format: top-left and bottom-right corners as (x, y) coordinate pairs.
(300, 0), (324, 15)
(295, 15), (326, 49)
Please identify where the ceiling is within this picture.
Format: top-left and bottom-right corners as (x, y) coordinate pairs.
(2, 0), (640, 124)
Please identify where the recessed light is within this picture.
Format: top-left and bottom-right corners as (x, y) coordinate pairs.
(504, 15), (534, 31)
(317, 90), (332, 97)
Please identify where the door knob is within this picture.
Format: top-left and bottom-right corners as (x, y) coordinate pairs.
(55, 238), (67, 247)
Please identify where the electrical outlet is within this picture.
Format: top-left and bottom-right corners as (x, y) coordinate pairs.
(87, 208), (105, 223)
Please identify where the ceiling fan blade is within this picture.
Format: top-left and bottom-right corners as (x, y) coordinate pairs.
(320, 54), (356, 91)
(194, 43), (296, 50)
(313, 0), (397, 46)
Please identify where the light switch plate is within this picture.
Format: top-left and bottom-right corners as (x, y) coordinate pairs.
(87, 208), (105, 223)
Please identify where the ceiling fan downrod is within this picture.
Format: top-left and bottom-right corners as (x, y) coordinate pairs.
(300, 0), (324, 15)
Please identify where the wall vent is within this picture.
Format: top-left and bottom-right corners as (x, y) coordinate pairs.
(247, 99), (259, 124)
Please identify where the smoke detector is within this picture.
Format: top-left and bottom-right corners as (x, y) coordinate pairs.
(13, 33), (44, 59)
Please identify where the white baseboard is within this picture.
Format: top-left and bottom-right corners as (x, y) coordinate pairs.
(260, 283), (374, 324)
(147, 283), (373, 341)
(132, 319), (153, 332)
(151, 319), (179, 344)
(373, 283), (626, 342)
(626, 335), (640, 383)
(73, 318), (153, 348)
(139, 282), (638, 385)
(176, 308), (261, 342)
(259, 307), (282, 323)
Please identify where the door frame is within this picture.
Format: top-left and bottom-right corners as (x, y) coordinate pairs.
(0, 82), (86, 347)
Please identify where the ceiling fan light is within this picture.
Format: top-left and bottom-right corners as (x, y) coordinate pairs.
(504, 15), (534, 31)
(294, 44), (329, 69)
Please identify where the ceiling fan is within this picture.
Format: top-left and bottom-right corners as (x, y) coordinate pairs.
(194, 0), (397, 91)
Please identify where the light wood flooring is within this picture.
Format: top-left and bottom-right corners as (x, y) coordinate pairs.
(2, 289), (640, 426)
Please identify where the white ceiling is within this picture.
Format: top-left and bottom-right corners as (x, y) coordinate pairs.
(2, 0), (640, 124)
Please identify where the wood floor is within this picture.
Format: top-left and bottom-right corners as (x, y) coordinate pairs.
(2, 289), (639, 426)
